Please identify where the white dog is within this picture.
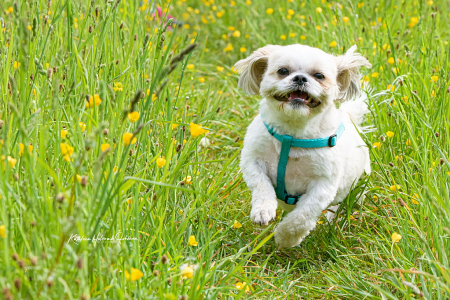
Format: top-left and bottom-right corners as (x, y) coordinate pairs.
(235, 44), (372, 249)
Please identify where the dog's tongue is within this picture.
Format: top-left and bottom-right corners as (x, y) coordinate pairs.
(288, 91), (308, 100)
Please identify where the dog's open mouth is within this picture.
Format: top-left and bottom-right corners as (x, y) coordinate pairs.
(273, 90), (321, 108)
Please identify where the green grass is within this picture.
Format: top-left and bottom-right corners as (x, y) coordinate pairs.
(1, 0), (450, 299)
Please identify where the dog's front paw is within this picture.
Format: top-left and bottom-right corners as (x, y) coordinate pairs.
(274, 222), (304, 249)
(274, 216), (315, 249)
(250, 203), (277, 226)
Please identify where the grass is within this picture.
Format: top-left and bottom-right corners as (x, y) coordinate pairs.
(0, 0), (449, 299)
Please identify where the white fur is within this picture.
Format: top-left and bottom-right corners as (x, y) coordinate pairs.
(236, 44), (372, 249)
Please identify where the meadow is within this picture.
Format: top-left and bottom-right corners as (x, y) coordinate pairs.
(0, 0), (450, 299)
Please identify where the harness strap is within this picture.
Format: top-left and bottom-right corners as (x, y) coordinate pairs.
(276, 135), (293, 203)
(263, 116), (345, 205)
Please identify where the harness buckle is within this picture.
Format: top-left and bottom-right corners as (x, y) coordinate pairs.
(284, 194), (299, 205)
(328, 134), (337, 147)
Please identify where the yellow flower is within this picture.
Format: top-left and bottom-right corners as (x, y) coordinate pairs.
(76, 174), (82, 183)
(240, 47), (247, 52)
(412, 194), (419, 205)
(61, 129), (68, 138)
(224, 43), (233, 52)
(287, 9), (295, 15)
(402, 96), (409, 103)
(123, 133), (137, 145)
(316, 25), (321, 30)
(236, 282), (250, 292)
(391, 232), (402, 243)
(113, 82), (123, 92)
(316, 7), (323, 13)
(266, 8), (274, 14)
(280, 34), (286, 40)
(183, 176), (193, 185)
(180, 266), (194, 279)
(186, 64), (194, 70)
(198, 77), (205, 83)
(78, 122), (86, 132)
(431, 75), (438, 82)
(86, 94), (102, 108)
(232, 30), (241, 38)
(386, 131), (394, 138)
(389, 185), (401, 192)
(128, 111), (140, 123)
(388, 57), (395, 64)
(7, 156), (17, 168)
(101, 143), (110, 152)
(188, 235), (198, 246)
(156, 157), (166, 168)
(431, 90), (436, 97)
(427, 0), (433, 5)
(190, 123), (209, 138)
(342, 16), (349, 23)
(371, 72), (379, 78)
(372, 142), (382, 149)
(232, 220), (242, 229)
(387, 84), (395, 92)
(0, 225), (5, 238)
(216, 66), (224, 72)
(19, 143), (25, 156)
(14, 61), (21, 69)
(124, 268), (144, 281)
(300, 35), (306, 40)
(289, 33), (296, 38)
(330, 41), (337, 48)
(60, 143), (74, 161)
(406, 139), (411, 146)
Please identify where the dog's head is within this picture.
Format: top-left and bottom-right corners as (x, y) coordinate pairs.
(234, 44), (371, 118)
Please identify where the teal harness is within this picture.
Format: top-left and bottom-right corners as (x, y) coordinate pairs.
(262, 118), (345, 205)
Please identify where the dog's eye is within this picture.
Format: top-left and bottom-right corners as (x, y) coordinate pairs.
(314, 73), (325, 79)
(277, 68), (290, 76)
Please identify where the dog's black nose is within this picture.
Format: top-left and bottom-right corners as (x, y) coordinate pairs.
(293, 75), (308, 84)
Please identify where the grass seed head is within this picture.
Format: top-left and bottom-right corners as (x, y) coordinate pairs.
(18, 260), (25, 269)
(56, 193), (65, 202)
(14, 278), (21, 290)
(77, 258), (83, 269)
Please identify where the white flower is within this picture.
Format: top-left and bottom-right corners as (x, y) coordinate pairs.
(199, 137), (210, 147)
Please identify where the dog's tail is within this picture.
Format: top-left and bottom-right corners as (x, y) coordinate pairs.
(339, 92), (371, 129)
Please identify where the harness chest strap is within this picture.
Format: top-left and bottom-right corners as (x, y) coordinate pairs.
(262, 118), (345, 205)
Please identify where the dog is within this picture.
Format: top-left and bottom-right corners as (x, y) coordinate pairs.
(235, 44), (372, 249)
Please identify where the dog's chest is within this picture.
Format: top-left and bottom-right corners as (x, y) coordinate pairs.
(262, 140), (334, 195)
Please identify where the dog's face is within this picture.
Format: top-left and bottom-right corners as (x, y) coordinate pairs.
(235, 44), (371, 118)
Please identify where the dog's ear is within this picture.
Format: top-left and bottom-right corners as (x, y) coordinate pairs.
(234, 45), (280, 95)
(335, 45), (371, 101)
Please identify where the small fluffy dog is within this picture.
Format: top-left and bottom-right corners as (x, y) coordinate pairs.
(235, 44), (372, 249)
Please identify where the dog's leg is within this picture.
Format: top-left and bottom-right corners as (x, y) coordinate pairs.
(325, 204), (340, 222)
(274, 180), (337, 249)
(241, 159), (278, 226)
